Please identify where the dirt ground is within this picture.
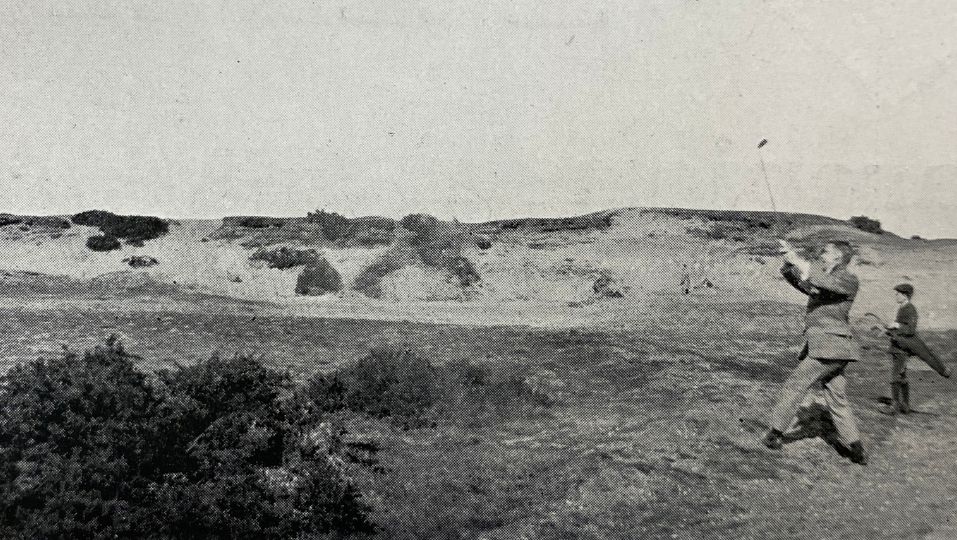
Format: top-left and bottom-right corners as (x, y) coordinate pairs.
(1, 289), (955, 539)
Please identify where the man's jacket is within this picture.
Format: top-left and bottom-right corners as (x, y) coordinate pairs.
(781, 262), (863, 361)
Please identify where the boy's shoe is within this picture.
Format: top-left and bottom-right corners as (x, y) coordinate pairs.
(944, 367), (953, 379)
(846, 441), (868, 465)
(878, 403), (897, 416)
(899, 382), (911, 414)
(761, 429), (784, 450)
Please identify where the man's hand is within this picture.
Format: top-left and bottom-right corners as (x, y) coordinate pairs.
(778, 239), (810, 280)
(887, 322), (901, 330)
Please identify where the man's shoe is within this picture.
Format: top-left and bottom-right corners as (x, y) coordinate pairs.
(944, 367), (953, 379)
(878, 403), (897, 416)
(761, 429), (784, 450)
(846, 441), (868, 466)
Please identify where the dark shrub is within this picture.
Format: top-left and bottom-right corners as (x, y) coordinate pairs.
(0, 214), (23, 227)
(399, 213), (440, 237)
(123, 255), (159, 268)
(72, 209), (115, 227)
(105, 216), (168, 243)
(23, 216), (71, 229)
(296, 259), (343, 295)
(0, 337), (161, 538)
(911, 235), (923, 241)
(353, 248), (416, 298)
(0, 338), (374, 539)
(308, 210), (351, 242)
(251, 246), (321, 270)
(86, 234), (122, 251)
(474, 235), (493, 250)
(338, 346), (441, 427)
(73, 210), (168, 243)
(151, 355), (373, 538)
(448, 256), (480, 287)
(236, 216), (285, 229)
(848, 215), (883, 234)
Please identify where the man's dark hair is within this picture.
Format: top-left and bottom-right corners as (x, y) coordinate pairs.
(827, 240), (855, 266)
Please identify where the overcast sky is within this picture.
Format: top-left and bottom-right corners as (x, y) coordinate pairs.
(2, 1), (956, 237)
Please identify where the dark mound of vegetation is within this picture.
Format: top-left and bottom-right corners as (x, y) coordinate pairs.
(0, 214), (22, 227)
(251, 246), (321, 270)
(123, 255), (159, 268)
(215, 212), (397, 248)
(308, 210), (351, 242)
(353, 215), (481, 297)
(474, 235), (492, 250)
(72, 210), (169, 245)
(86, 234), (122, 251)
(233, 216), (286, 229)
(352, 249), (417, 299)
(0, 337), (373, 539)
(296, 259), (343, 296)
(448, 256), (480, 287)
(337, 346), (441, 428)
(298, 345), (549, 430)
(484, 212), (613, 233)
(848, 215), (884, 234)
(0, 214), (71, 229)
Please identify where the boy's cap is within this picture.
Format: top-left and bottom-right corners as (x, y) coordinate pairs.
(894, 283), (914, 297)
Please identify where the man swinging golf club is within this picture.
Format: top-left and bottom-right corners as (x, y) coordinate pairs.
(761, 239), (868, 465)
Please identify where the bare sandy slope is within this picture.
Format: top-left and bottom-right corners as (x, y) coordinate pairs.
(1, 208), (955, 330)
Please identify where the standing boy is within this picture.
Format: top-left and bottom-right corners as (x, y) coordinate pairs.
(881, 283), (952, 415)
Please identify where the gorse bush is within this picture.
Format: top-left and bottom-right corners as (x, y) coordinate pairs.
(353, 248), (416, 299)
(352, 215), (480, 297)
(73, 210), (169, 245)
(124, 255), (159, 268)
(339, 346), (441, 428)
(296, 259), (343, 296)
(86, 234), (122, 251)
(308, 210), (351, 242)
(251, 246), (321, 270)
(848, 215), (883, 234)
(0, 338), (373, 539)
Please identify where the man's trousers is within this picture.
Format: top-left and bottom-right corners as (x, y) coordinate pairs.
(769, 356), (861, 447)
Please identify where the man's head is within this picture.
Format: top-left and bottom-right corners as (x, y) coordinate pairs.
(894, 283), (914, 304)
(820, 241), (855, 268)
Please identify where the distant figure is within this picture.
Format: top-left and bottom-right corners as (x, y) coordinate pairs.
(679, 264), (691, 295)
(761, 240), (867, 465)
(880, 283), (952, 415)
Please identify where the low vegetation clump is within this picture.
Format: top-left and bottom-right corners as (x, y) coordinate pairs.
(297, 346), (551, 430)
(72, 210), (169, 246)
(848, 215), (884, 234)
(296, 259), (343, 295)
(123, 255), (159, 268)
(353, 214), (480, 297)
(308, 346), (441, 428)
(353, 248), (418, 298)
(488, 212), (613, 233)
(215, 212), (396, 248)
(0, 338), (374, 539)
(234, 216), (286, 229)
(85, 234), (122, 251)
(308, 209), (351, 242)
(0, 214), (71, 230)
(250, 246), (321, 269)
